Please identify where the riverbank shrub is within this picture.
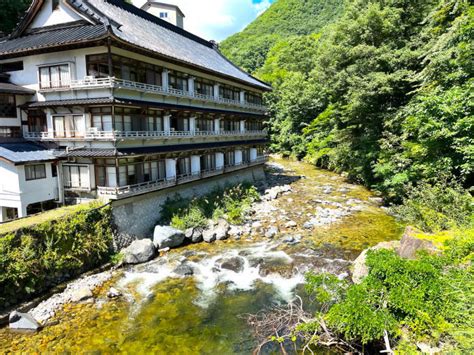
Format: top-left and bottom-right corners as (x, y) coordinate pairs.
(160, 184), (260, 230)
(0, 202), (113, 310)
(303, 229), (474, 352)
(391, 181), (474, 233)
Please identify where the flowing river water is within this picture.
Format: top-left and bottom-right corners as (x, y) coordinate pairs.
(0, 158), (403, 354)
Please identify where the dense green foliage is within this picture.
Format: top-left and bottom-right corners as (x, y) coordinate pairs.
(0, 0), (30, 35)
(220, 0), (343, 73)
(160, 184), (260, 230)
(304, 230), (474, 352)
(0, 202), (113, 309)
(247, 0), (474, 201)
(391, 180), (474, 232)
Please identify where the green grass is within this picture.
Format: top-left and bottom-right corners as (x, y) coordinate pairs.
(0, 202), (102, 235)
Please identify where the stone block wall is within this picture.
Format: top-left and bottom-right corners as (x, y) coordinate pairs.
(111, 165), (265, 247)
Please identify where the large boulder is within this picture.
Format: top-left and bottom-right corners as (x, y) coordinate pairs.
(351, 241), (399, 284)
(70, 287), (93, 303)
(203, 228), (216, 243)
(9, 311), (41, 331)
(122, 239), (156, 265)
(173, 263), (194, 276)
(219, 256), (245, 273)
(398, 227), (438, 259)
(153, 226), (185, 249)
(215, 219), (230, 241)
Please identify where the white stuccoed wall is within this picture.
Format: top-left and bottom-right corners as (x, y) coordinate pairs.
(191, 155), (201, 174)
(29, 0), (91, 29)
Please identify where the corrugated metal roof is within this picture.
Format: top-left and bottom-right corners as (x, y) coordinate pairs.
(0, 140), (57, 164)
(0, 24), (107, 55)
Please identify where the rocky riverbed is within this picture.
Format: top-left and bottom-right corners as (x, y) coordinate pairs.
(0, 157), (403, 353)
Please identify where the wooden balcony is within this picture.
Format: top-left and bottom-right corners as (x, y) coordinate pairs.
(38, 77), (267, 112)
(97, 156), (268, 200)
(24, 129), (267, 141)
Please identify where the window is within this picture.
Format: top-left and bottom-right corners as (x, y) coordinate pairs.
(25, 164), (46, 181)
(219, 85), (240, 101)
(53, 115), (85, 138)
(196, 118), (214, 132)
(52, 0), (60, 10)
(63, 165), (90, 189)
(0, 61), (23, 72)
(86, 54), (109, 78)
(245, 120), (264, 131)
(90, 107), (113, 131)
(245, 92), (263, 105)
(27, 110), (46, 133)
(195, 79), (214, 96)
(160, 12), (168, 18)
(169, 71), (188, 91)
(0, 126), (20, 137)
(0, 94), (16, 117)
(39, 64), (70, 89)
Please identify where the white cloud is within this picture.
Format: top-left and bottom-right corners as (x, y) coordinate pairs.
(132, 0), (272, 41)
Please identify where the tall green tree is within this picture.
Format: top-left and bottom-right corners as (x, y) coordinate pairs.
(0, 0), (31, 35)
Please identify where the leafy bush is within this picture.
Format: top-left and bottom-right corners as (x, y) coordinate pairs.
(161, 184), (260, 230)
(391, 181), (474, 232)
(303, 230), (474, 351)
(0, 202), (113, 309)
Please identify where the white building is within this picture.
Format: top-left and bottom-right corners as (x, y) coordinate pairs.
(140, 1), (185, 29)
(0, 0), (270, 222)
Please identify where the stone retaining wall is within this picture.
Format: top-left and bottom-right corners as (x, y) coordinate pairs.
(111, 165), (265, 247)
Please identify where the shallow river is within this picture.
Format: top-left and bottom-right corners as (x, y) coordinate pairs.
(0, 158), (403, 354)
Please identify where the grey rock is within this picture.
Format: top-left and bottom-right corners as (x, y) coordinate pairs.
(122, 239), (156, 265)
(215, 219), (230, 241)
(9, 311), (41, 331)
(191, 228), (204, 243)
(184, 228), (194, 239)
(70, 287), (93, 303)
(203, 228), (216, 243)
(285, 220), (297, 228)
(398, 227), (438, 259)
(352, 241), (400, 284)
(153, 226), (185, 249)
(107, 287), (122, 298)
(173, 263), (194, 276)
(219, 257), (245, 273)
(265, 226), (279, 238)
(303, 221), (314, 229)
(368, 197), (384, 205)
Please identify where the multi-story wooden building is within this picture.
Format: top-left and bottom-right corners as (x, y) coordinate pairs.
(0, 0), (270, 221)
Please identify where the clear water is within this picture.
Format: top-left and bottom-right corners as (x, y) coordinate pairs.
(0, 158), (403, 354)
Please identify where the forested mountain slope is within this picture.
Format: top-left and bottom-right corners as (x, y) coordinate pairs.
(219, 0), (344, 73)
(233, 0), (472, 202)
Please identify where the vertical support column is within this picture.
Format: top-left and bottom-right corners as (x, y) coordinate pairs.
(164, 114), (171, 133)
(57, 163), (65, 203)
(19, 205), (27, 218)
(189, 116), (196, 134)
(0, 207), (5, 222)
(162, 69), (169, 91)
(191, 155), (201, 175)
(240, 90), (245, 103)
(215, 152), (224, 170)
(188, 76), (195, 96)
(46, 108), (54, 136)
(250, 148), (258, 162)
(213, 83), (220, 98)
(235, 150), (243, 165)
(240, 119), (246, 133)
(214, 117), (221, 133)
(165, 158), (177, 181)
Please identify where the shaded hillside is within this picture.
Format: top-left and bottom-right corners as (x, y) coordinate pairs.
(220, 0), (344, 73)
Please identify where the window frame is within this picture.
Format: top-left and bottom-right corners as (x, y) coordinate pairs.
(25, 164), (47, 181)
(0, 94), (16, 118)
(39, 63), (71, 89)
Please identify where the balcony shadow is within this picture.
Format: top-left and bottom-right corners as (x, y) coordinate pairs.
(254, 162), (301, 192)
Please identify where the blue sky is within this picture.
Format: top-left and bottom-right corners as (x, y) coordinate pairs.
(132, 0), (274, 41)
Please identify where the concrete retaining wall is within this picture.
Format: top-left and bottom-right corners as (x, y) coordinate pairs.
(111, 165), (265, 245)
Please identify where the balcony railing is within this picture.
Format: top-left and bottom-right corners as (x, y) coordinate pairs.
(39, 77), (267, 112)
(97, 156), (268, 199)
(24, 129), (267, 141)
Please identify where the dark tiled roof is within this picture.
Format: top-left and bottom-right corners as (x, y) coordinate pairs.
(0, 0), (270, 91)
(0, 24), (107, 56)
(0, 140), (57, 164)
(58, 139), (267, 158)
(91, 0), (270, 90)
(0, 82), (35, 95)
(22, 97), (114, 108)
